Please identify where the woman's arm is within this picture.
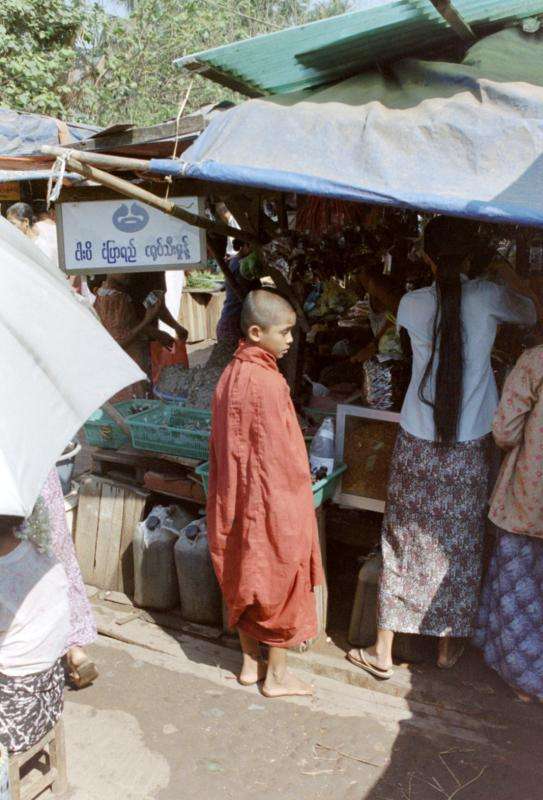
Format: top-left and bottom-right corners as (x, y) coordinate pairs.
(358, 268), (401, 315)
(494, 261), (542, 321)
(118, 302), (161, 348)
(157, 305), (188, 341)
(493, 352), (540, 450)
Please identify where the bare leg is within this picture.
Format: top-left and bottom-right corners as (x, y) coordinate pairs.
(238, 630), (266, 685)
(348, 628), (394, 672)
(262, 646), (313, 698)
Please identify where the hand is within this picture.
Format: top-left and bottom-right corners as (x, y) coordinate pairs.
(144, 302), (161, 323)
(153, 330), (175, 348)
(175, 324), (189, 342)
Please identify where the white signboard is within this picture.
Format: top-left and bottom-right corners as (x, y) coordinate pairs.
(57, 196), (206, 274)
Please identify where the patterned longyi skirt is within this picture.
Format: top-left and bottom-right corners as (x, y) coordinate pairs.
(474, 528), (543, 700)
(0, 659), (64, 754)
(378, 429), (491, 638)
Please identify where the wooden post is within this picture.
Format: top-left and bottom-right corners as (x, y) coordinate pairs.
(206, 234), (243, 300)
(50, 721), (68, 795)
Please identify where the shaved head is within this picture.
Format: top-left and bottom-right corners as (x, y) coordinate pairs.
(241, 289), (295, 335)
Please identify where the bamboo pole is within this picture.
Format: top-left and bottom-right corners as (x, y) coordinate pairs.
(43, 150), (254, 243)
(42, 145), (150, 172)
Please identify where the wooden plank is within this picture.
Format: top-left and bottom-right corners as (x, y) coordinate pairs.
(50, 721), (68, 794)
(108, 485), (126, 590)
(91, 445), (200, 470)
(92, 481), (114, 589)
(59, 181), (282, 204)
(118, 488), (148, 595)
(70, 116), (206, 153)
(206, 292), (226, 339)
(74, 476), (102, 584)
(181, 291), (211, 342)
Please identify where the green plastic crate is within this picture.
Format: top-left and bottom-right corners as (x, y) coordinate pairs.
(84, 400), (160, 450)
(128, 405), (212, 459)
(196, 462), (347, 509)
(302, 406), (337, 423)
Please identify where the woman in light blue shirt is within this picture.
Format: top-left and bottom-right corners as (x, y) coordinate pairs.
(348, 216), (537, 678)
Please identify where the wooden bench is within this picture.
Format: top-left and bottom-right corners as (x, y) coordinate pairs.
(8, 721), (67, 800)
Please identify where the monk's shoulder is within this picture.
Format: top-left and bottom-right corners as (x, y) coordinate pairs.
(245, 363), (285, 396)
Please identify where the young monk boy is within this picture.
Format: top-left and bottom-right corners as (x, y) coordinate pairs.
(207, 289), (323, 697)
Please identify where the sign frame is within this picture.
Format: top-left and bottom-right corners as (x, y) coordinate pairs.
(56, 196), (207, 275)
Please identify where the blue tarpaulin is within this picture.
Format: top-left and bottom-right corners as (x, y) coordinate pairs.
(0, 108), (98, 157)
(151, 29), (543, 227)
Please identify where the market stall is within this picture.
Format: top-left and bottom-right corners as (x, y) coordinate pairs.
(35, 11), (543, 655)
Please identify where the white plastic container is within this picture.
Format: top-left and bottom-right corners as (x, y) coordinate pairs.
(309, 417), (335, 477)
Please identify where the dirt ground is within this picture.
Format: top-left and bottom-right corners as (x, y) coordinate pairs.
(52, 629), (543, 800)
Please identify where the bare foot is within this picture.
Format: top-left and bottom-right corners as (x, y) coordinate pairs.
(68, 646), (88, 669)
(239, 654), (267, 686)
(262, 670), (314, 698)
(67, 646), (98, 689)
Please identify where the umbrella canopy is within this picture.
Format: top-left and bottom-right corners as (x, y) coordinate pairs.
(0, 216), (144, 517)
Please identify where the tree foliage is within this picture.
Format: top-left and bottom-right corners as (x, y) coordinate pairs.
(0, 0), (84, 115)
(71, 0), (349, 126)
(0, 0), (349, 125)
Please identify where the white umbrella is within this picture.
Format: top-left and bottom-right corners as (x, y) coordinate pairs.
(0, 215), (145, 516)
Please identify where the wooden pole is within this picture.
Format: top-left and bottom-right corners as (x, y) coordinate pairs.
(42, 145), (150, 172)
(428, 0), (475, 42)
(45, 151), (255, 243)
(206, 234), (243, 300)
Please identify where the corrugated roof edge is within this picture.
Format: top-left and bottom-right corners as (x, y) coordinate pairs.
(174, 2), (543, 97)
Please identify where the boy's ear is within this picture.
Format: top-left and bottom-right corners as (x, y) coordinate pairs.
(246, 324), (262, 343)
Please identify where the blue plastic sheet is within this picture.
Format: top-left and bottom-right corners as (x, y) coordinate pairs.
(151, 29), (543, 227)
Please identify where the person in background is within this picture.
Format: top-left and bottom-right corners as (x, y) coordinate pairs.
(33, 203), (58, 263)
(130, 272), (188, 344)
(216, 240), (260, 342)
(7, 202), (95, 305)
(348, 215), (537, 678)
(0, 515), (70, 753)
(351, 262), (404, 364)
(475, 343), (543, 703)
(6, 202), (47, 252)
(94, 273), (163, 400)
(44, 469), (98, 688)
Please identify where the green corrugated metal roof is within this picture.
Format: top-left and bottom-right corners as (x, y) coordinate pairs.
(175, 1), (543, 97)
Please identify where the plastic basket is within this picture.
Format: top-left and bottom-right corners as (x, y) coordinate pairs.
(128, 404), (212, 459)
(311, 464), (347, 508)
(152, 385), (187, 404)
(84, 400), (160, 450)
(195, 461), (210, 495)
(196, 462), (347, 509)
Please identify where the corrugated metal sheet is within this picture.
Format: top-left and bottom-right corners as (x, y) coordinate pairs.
(175, 0), (543, 96)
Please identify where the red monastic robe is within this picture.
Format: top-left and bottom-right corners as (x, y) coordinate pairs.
(207, 342), (323, 647)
